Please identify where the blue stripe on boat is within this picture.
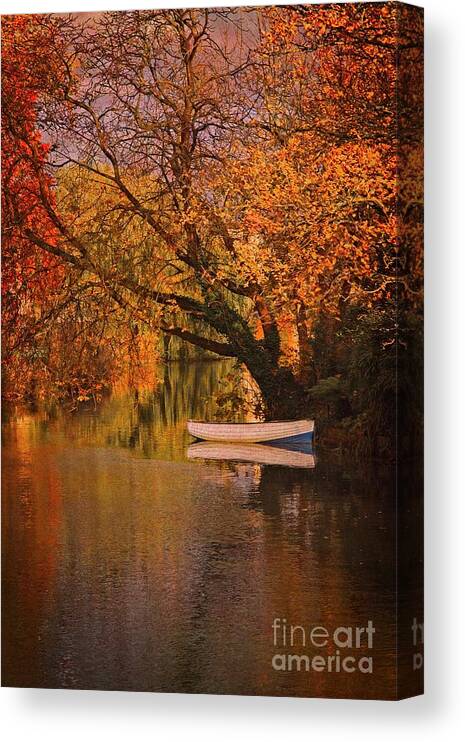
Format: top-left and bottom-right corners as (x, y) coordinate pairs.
(264, 431), (314, 446)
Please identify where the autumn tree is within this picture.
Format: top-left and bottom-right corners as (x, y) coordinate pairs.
(1, 16), (163, 401)
(5, 9), (304, 416)
(1, 15), (64, 397)
(2, 6), (423, 422)
(244, 2), (423, 438)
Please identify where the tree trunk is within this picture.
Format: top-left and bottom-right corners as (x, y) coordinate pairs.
(296, 304), (316, 385)
(245, 359), (308, 420)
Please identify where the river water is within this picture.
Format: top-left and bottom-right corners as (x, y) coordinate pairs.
(2, 360), (404, 698)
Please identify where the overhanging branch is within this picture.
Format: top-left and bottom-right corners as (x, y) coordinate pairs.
(159, 325), (236, 357)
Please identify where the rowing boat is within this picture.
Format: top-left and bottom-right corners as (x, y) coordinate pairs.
(187, 419), (314, 444)
(187, 442), (316, 469)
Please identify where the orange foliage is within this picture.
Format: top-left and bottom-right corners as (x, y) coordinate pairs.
(1, 6), (423, 413)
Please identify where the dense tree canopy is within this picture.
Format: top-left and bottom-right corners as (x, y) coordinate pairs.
(1, 16), (63, 396)
(1, 5), (423, 442)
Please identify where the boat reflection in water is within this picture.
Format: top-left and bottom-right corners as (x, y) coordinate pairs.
(187, 440), (316, 469)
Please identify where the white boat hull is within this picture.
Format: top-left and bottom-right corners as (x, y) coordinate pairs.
(187, 442), (315, 469)
(187, 419), (314, 444)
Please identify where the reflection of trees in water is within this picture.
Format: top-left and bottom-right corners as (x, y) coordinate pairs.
(170, 454), (401, 697)
(2, 367), (417, 697)
(154, 361), (235, 426)
(188, 452), (398, 607)
(7, 361), (239, 460)
(232, 458), (397, 604)
(118, 360), (242, 458)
